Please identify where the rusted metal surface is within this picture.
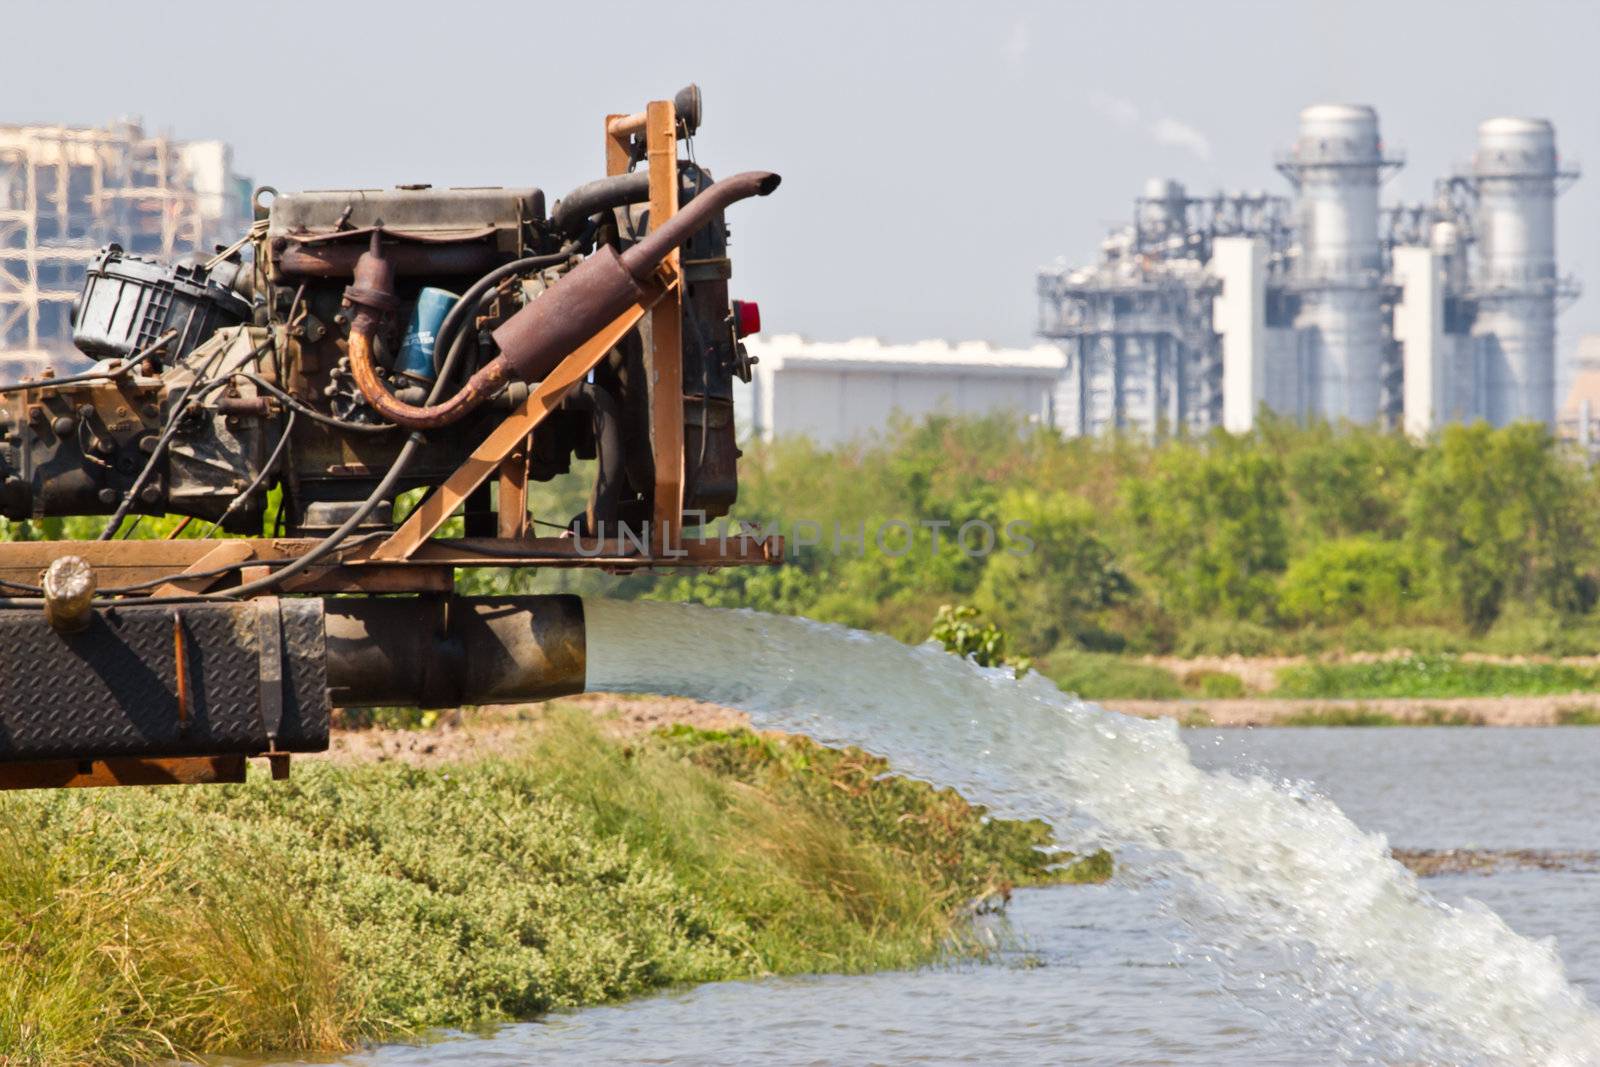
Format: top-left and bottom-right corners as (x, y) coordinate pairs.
(646, 100), (686, 556)
(340, 163), (776, 432)
(346, 315), (514, 429)
(324, 594), (585, 709)
(490, 247), (649, 381)
(370, 289), (663, 560)
(172, 609), (191, 728)
(0, 755), (249, 791)
(496, 444), (530, 540)
(278, 239), (508, 278)
(0, 91), (782, 789)
(621, 170), (781, 283)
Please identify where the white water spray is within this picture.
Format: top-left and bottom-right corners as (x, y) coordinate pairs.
(583, 598), (1600, 1065)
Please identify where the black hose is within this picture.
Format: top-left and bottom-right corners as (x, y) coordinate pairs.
(550, 171), (653, 236)
(233, 372), (395, 434)
(430, 250), (576, 379)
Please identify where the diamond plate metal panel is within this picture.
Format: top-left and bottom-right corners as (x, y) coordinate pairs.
(0, 599), (328, 762)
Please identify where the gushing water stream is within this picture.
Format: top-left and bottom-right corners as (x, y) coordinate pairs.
(583, 598), (1600, 1065)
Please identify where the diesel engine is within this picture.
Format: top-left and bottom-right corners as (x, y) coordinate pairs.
(0, 85), (769, 540)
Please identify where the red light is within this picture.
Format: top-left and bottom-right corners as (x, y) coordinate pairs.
(733, 299), (761, 337)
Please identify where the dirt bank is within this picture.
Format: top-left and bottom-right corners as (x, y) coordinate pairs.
(1105, 695), (1600, 726)
(320, 693), (749, 768)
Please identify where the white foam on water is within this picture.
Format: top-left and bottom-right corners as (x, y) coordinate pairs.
(582, 598), (1600, 1065)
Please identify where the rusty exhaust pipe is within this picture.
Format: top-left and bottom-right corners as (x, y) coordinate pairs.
(324, 595), (585, 709)
(343, 170), (780, 431)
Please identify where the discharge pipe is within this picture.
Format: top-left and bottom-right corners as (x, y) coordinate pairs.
(343, 170), (780, 430)
(324, 595), (586, 708)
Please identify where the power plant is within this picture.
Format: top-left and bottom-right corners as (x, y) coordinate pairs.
(1039, 105), (1579, 436)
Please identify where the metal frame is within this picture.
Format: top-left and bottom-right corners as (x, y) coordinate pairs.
(0, 95), (781, 789)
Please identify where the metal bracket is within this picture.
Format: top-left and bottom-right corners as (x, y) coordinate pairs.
(254, 595), (284, 747)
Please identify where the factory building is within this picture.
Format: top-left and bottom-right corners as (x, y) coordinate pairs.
(737, 334), (1064, 445)
(0, 120), (252, 375)
(1040, 105), (1578, 436)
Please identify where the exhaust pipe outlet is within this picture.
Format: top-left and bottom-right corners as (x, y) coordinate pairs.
(324, 595), (585, 709)
(342, 170), (780, 430)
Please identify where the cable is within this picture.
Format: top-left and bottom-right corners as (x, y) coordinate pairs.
(203, 409), (297, 537)
(0, 328), (178, 395)
(96, 335), (274, 540)
(232, 372), (395, 434)
(97, 375), (236, 540)
(98, 531), (389, 595)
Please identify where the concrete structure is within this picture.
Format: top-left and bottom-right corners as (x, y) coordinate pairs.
(0, 120), (251, 374)
(737, 334), (1064, 444)
(1215, 235), (1266, 432)
(1039, 104), (1578, 437)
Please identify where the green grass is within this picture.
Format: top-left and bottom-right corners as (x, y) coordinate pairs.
(1273, 656), (1600, 700)
(0, 710), (1103, 1066)
(1181, 669), (1247, 699)
(1277, 705), (1482, 727)
(1041, 650), (1186, 700)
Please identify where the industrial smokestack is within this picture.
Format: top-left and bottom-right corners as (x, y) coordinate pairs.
(1280, 104), (1392, 423)
(1471, 117), (1569, 427)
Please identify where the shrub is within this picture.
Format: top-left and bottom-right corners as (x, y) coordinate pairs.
(1183, 669), (1246, 698)
(1278, 536), (1411, 625)
(930, 604), (1031, 676)
(974, 488), (1132, 654)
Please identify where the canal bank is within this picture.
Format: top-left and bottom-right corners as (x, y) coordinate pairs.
(0, 704), (1106, 1066)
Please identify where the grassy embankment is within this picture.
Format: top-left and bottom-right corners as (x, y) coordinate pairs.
(0, 708), (1106, 1066)
(1037, 651), (1600, 711)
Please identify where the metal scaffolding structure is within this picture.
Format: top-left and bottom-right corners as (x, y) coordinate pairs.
(0, 120), (249, 373)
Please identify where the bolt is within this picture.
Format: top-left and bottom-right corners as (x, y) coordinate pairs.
(97, 488), (118, 505)
(50, 415), (75, 437)
(138, 483), (162, 505)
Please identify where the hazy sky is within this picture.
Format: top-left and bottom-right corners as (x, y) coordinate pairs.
(7, 0), (1597, 361)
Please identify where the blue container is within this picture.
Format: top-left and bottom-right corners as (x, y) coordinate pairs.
(395, 287), (459, 382)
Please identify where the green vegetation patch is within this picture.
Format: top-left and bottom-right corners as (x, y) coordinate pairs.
(1277, 704), (1482, 727)
(1040, 649), (1186, 700)
(1274, 656), (1600, 700)
(0, 710), (1101, 1066)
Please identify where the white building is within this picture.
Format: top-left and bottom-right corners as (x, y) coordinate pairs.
(737, 334), (1065, 444)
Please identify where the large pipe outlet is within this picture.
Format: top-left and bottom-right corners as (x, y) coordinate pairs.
(324, 595), (586, 709)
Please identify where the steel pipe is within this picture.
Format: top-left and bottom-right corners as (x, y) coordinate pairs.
(323, 594), (586, 708)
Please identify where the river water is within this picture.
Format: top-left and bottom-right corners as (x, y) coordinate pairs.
(252, 604), (1600, 1065)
